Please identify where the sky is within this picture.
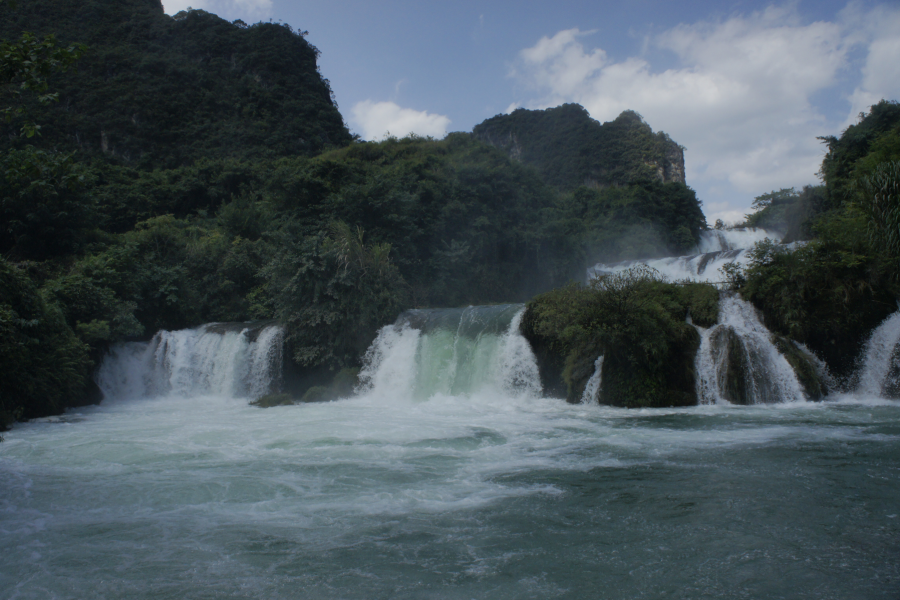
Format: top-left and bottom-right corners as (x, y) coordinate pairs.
(160, 0), (900, 224)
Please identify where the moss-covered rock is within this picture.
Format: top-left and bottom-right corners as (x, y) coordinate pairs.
(254, 367), (361, 407)
(710, 326), (753, 405)
(773, 335), (827, 400)
(599, 327), (700, 408)
(522, 266), (718, 407)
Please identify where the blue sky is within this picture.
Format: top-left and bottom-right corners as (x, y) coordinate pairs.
(161, 0), (900, 224)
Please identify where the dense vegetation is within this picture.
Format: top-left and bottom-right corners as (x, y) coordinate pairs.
(0, 1), (710, 427)
(522, 266), (718, 407)
(0, 0), (352, 167)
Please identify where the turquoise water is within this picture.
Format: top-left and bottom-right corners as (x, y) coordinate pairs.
(1, 391), (898, 599)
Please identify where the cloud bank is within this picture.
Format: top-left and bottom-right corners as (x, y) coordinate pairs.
(509, 4), (900, 221)
(351, 101), (451, 141)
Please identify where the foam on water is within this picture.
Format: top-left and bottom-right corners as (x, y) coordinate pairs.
(2, 346), (899, 598)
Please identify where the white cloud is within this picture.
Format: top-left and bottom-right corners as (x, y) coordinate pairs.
(844, 5), (900, 126)
(509, 4), (900, 219)
(162, 0), (272, 18)
(351, 101), (451, 141)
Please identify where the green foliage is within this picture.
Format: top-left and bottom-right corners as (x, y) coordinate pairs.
(0, 146), (98, 259)
(549, 179), (707, 260)
(523, 266), (718, 406)
(0, 256), (91, 428)
(262, 222), (408, 371)
(751, 188), (797, 211)
(819, 100), (900, 211)
(856, 160), (900, 267)
(0, 0), (351, 167)
(743, 185), (825, 241)
(0, 29), (85, 137)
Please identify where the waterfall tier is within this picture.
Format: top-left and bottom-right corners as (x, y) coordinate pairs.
(96, 322), (284, 400)
(358, 304), (542, 399)
(588, 228), (782, 283)
(857, 311), (900, 397)
(695, 296), (806, 405)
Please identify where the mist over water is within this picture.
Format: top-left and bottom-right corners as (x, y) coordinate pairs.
(588, 228), (782, 283)
(2, 307), (900, 598)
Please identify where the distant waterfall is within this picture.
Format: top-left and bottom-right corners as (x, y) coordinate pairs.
(580, 355), (604, 404)
(856, 311), (900, 397)
(358, 305), (542, 399)
(96, 322), (284, 400)
(694, 296), (806, 405)
(588, 228), (781, 283)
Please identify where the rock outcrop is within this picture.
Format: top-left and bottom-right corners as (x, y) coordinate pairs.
(473, 104), (685, 191)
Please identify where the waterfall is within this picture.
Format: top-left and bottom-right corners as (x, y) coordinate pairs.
(96, 322), (284, 400)
(694, 295), (806, 405)
(580, 355), (604, 404)
(588, 228), (781, 283)
(695, 228), (779, 253)
(357, 304), (542, 399)
(856, 311), (900, 397)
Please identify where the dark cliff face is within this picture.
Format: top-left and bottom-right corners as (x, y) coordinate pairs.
(0, 0), (352, 168)
(472, 104), (685, 191)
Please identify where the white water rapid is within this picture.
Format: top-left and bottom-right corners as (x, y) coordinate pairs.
(96, 322), (284, 400)
(857, 310), (900, 397)
(588, 228), (782, 282)
(3, 297), (900, 599)
(694, 295), (806, 405)
(358, 304), (542, 399)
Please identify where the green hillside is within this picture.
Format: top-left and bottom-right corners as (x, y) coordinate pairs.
(0, 0), (352, 168)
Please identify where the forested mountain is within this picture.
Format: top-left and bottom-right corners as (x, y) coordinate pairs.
(0, 0), (351, 168)
(0, 1), (710, 426)
(473, 104), (685, 191)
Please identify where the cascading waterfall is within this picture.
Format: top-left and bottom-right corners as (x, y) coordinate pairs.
(694, 295), (806, 405)
(856, 310), (900, 397)
(580, 355), (604, 404)
(357, 304), (542, 399)
(96, 322), (284, 400)
(588, 228), (781, 282)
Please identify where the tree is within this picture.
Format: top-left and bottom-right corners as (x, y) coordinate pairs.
(751, 188), (797, 211)
(857, 160), (900, 264)
(1, 27), (85, 137)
